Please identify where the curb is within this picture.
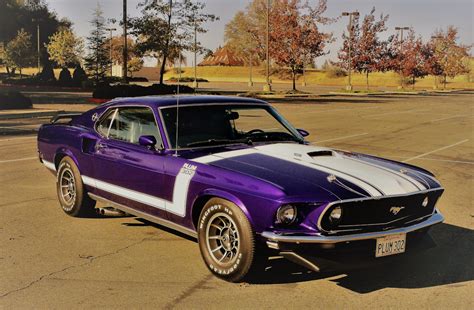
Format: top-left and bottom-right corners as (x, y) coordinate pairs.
(0, 110), (63, 120)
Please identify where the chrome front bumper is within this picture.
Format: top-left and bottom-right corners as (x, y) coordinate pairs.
(262, 210), (444, 248)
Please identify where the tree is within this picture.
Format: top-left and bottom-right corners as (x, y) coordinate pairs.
(127, 57), (144, 77)
(130, 0), (218, 84)
(225, 10), (262, 65)
(269, 0), (333, 91)
(398, 30), (428, 89)
(84, 4), (110, 84)
(0, 0), (71, 69)
(3, 29), (35, 78)
(46, 28), (83, 69)
(337, 7), (390, 89)
(430, 26), (470, 88)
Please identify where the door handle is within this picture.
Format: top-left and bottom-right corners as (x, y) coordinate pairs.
(95, 142), (107, 151)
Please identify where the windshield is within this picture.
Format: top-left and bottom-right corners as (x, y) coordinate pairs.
(161, 104), (304, 149)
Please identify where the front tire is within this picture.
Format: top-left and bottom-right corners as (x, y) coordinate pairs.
(197, 198), (257, 282)
(56, 156), (96, 217)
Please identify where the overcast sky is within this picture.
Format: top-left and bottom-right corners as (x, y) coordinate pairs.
(47, 0), (473, 67)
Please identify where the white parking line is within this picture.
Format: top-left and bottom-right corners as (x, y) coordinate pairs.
(418, 158), (474, 165)
(364, 109), (428, 118)
(0, 136), (37, 142)
(0, 157), (37, 164)
(403, 139), (469, 162)
(314, 132), (369, 144)
(429, 115), (466, 122)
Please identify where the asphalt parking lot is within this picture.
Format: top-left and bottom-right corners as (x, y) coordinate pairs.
(1, 92), (473, 308)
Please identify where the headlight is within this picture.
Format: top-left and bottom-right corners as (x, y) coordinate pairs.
(329, 206), (342, 223)
(276, 204), (297, 225)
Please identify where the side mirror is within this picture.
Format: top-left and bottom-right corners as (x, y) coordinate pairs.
(139, 135), (157, 149)
(297, 128), (310, 137)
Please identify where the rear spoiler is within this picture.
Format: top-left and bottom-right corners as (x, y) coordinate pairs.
(50, 113), (82, 124)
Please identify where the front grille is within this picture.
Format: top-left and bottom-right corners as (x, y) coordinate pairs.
(320, 189), (443, 235)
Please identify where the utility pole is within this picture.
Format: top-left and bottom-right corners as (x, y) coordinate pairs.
(122, 0), (128, 83)
(342, 11), (359, 91)
(106, 28), (116, 77)
(193, 14), (198, 88)
(249, 52), (253, 87)
(264, 0), (272, 92)
(395, 26), (410, 89)
(37, 23), (41, 73)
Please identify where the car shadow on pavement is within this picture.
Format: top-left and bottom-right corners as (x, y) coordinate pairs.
(245, 223), (474, 293)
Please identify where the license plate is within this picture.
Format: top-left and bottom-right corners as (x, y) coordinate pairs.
(375, 233), (406, 258)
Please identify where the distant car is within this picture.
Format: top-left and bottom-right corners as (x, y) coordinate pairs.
(38, 95), (444, 282)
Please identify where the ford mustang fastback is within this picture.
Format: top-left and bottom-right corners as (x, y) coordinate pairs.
(37, 95), (444, 282)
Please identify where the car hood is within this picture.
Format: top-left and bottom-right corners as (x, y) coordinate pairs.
(188, 143), (441, 201)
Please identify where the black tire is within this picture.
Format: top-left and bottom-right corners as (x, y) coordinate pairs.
(56, 156), (96, 217)
(197, 198), (261, 282)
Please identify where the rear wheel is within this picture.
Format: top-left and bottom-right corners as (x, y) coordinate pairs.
(197, 198), (261, 282)
(56, 156), (96, 217)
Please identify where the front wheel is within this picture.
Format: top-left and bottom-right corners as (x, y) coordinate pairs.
(197, 198), (258, 282)
(56, 156), (96, 217)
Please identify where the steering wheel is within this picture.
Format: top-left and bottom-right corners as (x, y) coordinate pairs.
(245, 129), (265, 136)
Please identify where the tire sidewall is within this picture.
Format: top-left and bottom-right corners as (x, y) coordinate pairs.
(56, 157), (87, 216)
(197, 198), (255, 282)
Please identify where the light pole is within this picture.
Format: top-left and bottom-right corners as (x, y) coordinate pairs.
(431, 35), (445, 89)
(264, 0), (272, 92)
(106, 27), (116, 77)
(122, 0), (128, 83)
(249, 51), (253, 87)
(395, 26), (410, 89)
(193, 14), (198, 88)
(32, 18), (41, 73)
(342, 11), (359, 91)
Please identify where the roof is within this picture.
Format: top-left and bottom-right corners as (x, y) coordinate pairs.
(198, 46), (246, 66)
(102, 95), (268, 109)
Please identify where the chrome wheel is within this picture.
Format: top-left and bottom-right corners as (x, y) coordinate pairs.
(206, 213), (240, 265)
(59, 168), (76, 210)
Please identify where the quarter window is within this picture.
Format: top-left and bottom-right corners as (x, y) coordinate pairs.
(97, 107), (162, 146)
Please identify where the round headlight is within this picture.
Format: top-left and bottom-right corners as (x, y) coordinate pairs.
(329, 206), (343, 223)
(276, 204), (297, 225)
(422, 196), (429, 207)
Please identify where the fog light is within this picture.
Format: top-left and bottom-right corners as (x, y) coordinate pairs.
(329, 206), (343, 223)
(276, 204), (297, 225)
(422, 197), (429, 207)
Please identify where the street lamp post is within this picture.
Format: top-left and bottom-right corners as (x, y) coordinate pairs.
(122, 0), (128, 83)
(264, 0), (272, 92)
(431, 35), (445, 89)
(36, 23), (40, 73)
(342, 11), (359, 91)
(193, 16), (198, 89)
(106, 28), (116, 77)
(248, 51), (253, 87)
(395, 26), (410, 89)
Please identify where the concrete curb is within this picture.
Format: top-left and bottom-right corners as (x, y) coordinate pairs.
(0, 110), (63, 120)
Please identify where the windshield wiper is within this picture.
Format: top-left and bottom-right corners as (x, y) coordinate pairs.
(186, 138), (252, 147)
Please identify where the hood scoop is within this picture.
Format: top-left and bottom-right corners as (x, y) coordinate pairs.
(307, 150), (334, 158)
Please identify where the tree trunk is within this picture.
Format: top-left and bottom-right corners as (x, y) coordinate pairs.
(412, 76), (415, 90)
(6, 66), (10, 76)
(159, 54), (167, 85)
(292, 70), (296, 91)
(366, 72), (369, 90)
(443, 74), (447, 89)
(19, 68), (22, 79)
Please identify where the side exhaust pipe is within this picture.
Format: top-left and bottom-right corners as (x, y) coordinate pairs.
(95, 207), (128, 217)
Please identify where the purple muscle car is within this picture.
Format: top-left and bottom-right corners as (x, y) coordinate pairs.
(37, 95), (444, 282)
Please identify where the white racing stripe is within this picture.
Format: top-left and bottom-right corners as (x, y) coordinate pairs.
(191, 143), (428, 197)
(82, 163), (197, 217)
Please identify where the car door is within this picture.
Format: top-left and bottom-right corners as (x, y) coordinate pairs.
(91, 106), (168, 219)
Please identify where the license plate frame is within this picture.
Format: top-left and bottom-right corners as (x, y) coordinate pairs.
(375, 233), (406, 258)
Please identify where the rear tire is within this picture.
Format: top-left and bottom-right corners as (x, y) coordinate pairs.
(56, 156), (96, 217)
(197, 198), (260, 282)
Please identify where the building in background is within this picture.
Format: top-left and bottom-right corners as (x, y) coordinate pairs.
(199, 46), (246, 66)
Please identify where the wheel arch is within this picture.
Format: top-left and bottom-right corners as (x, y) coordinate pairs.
(191, 189), (255, 231)
(54, 148), (80, 171)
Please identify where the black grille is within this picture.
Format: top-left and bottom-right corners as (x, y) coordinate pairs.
(320, 189), (443, 234)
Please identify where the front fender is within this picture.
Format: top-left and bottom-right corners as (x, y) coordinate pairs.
(195, 188), (255, 228)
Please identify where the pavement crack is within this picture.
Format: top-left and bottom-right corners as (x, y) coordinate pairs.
(0, 237), (152, 299)
(163, 274), (214, 309)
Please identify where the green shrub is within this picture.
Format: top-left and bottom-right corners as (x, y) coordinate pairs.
(58, 68), (73, 86)
(0, 91), (32, 110)
(72, 66), (88, 86)
(38, 63), (56, 82)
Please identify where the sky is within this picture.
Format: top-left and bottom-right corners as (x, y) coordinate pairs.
(47, 0), (473, 67)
